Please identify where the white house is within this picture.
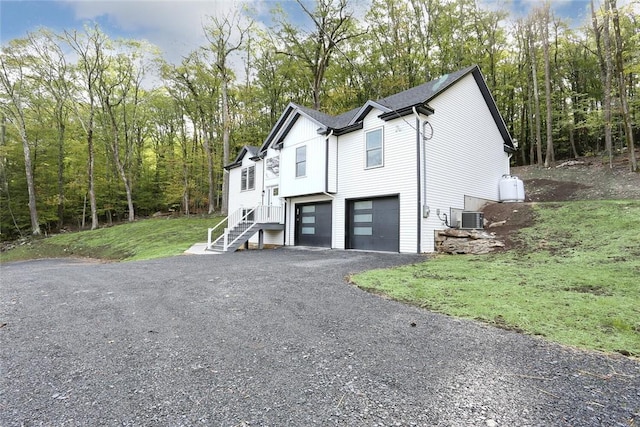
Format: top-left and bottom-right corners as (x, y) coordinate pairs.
(209, 65), (516, 253)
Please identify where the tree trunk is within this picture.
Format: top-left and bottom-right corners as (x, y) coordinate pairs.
(106, 107), (135, 222)
(0, 115), (7, 197)
(603, 0), (613, 169)
(201, 124), (215, 215)
(181, 133), (190, 216)
(609, 0), (637, 171)
(57, 121), (65, 229)
(114, 151), (135, 222)
(569, 125), (578, 159)
(87, 122), (98, 230)
(221, 75), (230, 215)
(542, 5), (554, 167)
(527, 87), (536, 166)
(18, 127), (41, 235)
(86, 91), (98, 230)
(528, 23), (543, 167)
(592, 0), (613, 169)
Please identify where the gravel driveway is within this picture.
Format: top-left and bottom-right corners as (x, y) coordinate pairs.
(1, 248), (638, 426)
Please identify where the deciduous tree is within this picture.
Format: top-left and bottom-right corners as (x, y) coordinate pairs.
(0, 39), (42, 235)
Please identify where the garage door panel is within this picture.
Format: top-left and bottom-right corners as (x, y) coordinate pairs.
(348, 197), (399, 252)
(295, 202), (332, 247)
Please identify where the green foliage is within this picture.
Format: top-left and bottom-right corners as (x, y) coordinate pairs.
(0, 215), (224, 262)
(2, 1), (638, 238)
(352, 201), (640, 356)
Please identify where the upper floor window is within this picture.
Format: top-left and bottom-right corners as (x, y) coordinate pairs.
(365, 128), (383, 168)
(296, 146), (306, 177)
(241, 165), (255, 191)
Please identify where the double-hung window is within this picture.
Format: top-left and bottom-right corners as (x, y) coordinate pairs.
(365, 128), (383, 168)
(241, 165), (255, 191)
(296, 146), (306, 177)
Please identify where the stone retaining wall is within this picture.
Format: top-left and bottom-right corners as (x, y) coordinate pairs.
(435, 228), (505, 254)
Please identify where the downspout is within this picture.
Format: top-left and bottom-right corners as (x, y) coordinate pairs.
(283, 199), (287, 245)
(423, 121), (429, 217)
(323, 129), (336, 249)
(413, 107), (422, 253)
(261, 152), (265, 207)
(325, 129), (333, 194)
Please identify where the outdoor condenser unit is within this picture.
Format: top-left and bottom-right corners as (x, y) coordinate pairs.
(460, 212), (484, 229)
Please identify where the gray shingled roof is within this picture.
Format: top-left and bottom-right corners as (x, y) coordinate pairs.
(294, 65), (476, 129)
(255, 64), (514, 156)
(375, 65), (476, 111)
(245, 145), (260, 158)
(225, 145), (261, 169)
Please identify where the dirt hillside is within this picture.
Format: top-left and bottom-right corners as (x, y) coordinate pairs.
(482, 151), (640, 250)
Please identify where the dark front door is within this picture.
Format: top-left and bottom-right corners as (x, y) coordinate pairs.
(347, 196), (399, 252)
(295, 201), (332, 247)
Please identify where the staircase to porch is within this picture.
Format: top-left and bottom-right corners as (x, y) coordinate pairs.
(207, 205), (284, 253)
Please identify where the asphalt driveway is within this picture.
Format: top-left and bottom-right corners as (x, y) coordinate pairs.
(1, 248), (638, 426)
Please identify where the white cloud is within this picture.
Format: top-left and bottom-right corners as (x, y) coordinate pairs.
(60, 0), (254, 63)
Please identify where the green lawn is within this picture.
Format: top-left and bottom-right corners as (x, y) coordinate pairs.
(0, 215), (225, 262)
(352, 200), (640, 356)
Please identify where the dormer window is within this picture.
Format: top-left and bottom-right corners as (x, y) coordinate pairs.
(365, 128), (383, 168)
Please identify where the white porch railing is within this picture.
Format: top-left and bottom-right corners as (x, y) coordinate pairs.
(207, 205), (284, 252)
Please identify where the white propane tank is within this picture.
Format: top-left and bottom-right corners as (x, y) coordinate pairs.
(499, 175), (525, 202)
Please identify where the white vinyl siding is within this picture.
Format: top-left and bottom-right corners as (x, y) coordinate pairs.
(241, 165), (255, 191)
(228, 155), (262, 217)
(419, 72), (510, 252)
(365, 128), (383, 168)
(296, 146), (306, 177)
(327, 136), (338, 193)
(335, 110), (418, 253)
(279, 117), (327, 198)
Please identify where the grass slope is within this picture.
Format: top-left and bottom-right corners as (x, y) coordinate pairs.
(352, 200), (640, 356)
(0, 215), (224, 263)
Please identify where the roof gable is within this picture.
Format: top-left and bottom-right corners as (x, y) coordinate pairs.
(255, 65), (515, 155)
(374, 65), (476, 112)
(258, 102), (332, 154)
(225, 145), (260, 170)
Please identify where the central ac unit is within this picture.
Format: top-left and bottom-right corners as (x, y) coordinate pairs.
(460, 212), (484, 229)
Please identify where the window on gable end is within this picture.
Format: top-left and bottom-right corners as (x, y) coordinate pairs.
(248, 165), (255, 190)
(241, 165), (255, 191)
(296, 146), (306, 177)
(365, 128), (383, 168)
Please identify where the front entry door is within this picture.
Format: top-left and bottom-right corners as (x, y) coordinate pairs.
(266, 186), (281, 208)
(264, 186), (281, 222)
(295, 201), (332, 247)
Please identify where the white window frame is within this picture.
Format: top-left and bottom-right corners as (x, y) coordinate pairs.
(241, 165), (255, 191)
(365, 128), (384, 169)
(296, 146), (307, 178)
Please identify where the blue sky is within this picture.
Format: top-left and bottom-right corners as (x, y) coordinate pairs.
(0, 0), (612, 64)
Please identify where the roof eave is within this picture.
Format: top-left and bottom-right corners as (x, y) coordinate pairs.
(258, 103), (297, 154)
(320, 121), (364, 136)
(378, 104), (435, 121)
(224, 163), (242, 171)
(503, 144), (517, 154)
(469, 67), (516, 152)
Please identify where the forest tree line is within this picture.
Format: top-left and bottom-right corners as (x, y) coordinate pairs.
(1, 0), (638, 239)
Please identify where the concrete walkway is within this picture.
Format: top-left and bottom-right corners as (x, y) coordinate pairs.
(183, 242), (219, 255)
